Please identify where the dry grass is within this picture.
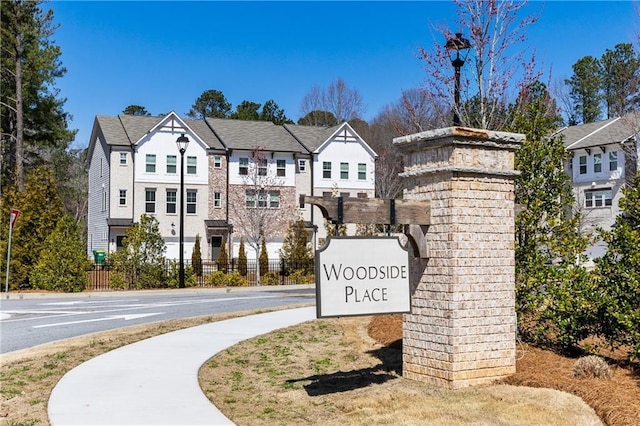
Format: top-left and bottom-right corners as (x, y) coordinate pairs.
(0, 308), (274, 426)
(199, 316), (603, 426)
(2, 308), (635, 426)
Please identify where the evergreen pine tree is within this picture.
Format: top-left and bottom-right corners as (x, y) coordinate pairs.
(259, 239), (269, 278)
(594, 173), (640, 360)
(0, 167), (63, 289)
(217, 241), (228, 273)
(191, 234), (203, 276)
(238, 238), (248, 276)
(30, 215), (90, 292)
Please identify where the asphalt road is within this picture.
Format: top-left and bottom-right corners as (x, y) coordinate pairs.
(0, 285), (315, 354)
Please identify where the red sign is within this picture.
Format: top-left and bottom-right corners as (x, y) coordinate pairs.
(10, 209), (19, 228)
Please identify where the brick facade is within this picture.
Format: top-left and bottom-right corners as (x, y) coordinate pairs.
(394, 127), (524, 388)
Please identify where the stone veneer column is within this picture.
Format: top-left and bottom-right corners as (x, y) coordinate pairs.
(393, 127), (524, 389)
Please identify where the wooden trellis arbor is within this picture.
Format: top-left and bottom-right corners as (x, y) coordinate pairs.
(299, 195), (431, 258)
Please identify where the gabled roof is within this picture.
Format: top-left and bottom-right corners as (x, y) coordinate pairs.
(283, 123), (341, 152)
(284, 122), (376, 157)
(91, 113), (226, 151)
(205, 118), (304, 153)
(556, 112), (639, 151)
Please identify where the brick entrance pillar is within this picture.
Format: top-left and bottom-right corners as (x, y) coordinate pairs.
(394, 127), (524, 388)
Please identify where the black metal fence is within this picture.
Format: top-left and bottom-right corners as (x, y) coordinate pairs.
(87, 258), (315, 291)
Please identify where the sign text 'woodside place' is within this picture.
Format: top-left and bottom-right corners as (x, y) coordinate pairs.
(316, 237), (410, 318)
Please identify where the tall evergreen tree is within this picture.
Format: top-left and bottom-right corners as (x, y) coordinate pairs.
(565, 56), (604, 123)
(186, 89), (231, 119)
(594, 173), (640, 360)
(509, 81), (590, 342)
(30, 214), (90, 292)
(0, 166), (64, 289)
(123, 104), (151, 116)
(1, 0), (75, 192)
(600, 43), (640, 118)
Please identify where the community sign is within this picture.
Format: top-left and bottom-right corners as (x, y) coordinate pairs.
(315, 236), (410, 318)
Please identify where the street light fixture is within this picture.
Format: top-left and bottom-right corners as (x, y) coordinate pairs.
(176, 133), (190, 288)
(445, 32), (471, 126)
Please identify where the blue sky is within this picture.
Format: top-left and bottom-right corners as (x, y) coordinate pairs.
(47, 1), (639, 149)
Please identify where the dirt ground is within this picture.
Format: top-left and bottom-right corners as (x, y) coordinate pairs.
(367, 315), (640, 426)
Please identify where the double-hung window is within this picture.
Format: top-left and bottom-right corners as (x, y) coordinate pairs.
(609, 151), (618, 171)
(166, 190), (176, 214)
(146, 154), (156, 173)
(186, 190), (197, 214)
(145, 189), (156, 213)
(578, 155), (587, 174)
(258, 159), (267, 176)
(213, 192), (221, 208)
(323, 162), (331, 178)
(340, 162), (349, 179)
(276, 160), (286, 177)
(298, 159), (306, 172)
(239, 158), (249, 175)
(166, 155), (177, 174)
(187, 156), (197, 175)
(593, 153), (602, 173)
(119, 190), (127, 206)
(358, 163), (366, 180)
(119, 153), (127, 165)
(213, 156), (222, 168)
(269, 191), (280, 208)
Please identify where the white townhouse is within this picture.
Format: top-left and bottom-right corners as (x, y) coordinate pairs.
(86, 113), (377, 261)
(555, 112), (639, 260)
(204, 118), (303, 260)
(285, 122), (377, 245)
(87, 112), (226, 261)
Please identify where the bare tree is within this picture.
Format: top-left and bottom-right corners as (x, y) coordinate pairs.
(228, 148), (294, 282)
(418, 0), (540, 130)
(299, 78), (365, 124)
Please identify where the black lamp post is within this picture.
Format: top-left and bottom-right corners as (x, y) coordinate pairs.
(445, 32), (471, 126)
(176, 133), (190, 288)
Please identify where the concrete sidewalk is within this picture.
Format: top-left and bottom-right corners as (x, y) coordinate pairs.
(48, 306), (316, 425)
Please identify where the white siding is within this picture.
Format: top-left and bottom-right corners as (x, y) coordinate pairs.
(87, 135), (110, 257)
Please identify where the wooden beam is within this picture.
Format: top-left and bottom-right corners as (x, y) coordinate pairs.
(300, 195), (431, 225)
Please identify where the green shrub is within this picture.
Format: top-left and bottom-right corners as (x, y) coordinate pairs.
(206, 271), (248, 287)
(166, 260), (196, 288)
(289, 270), (315, 284)
(30, 215), (90, 292)
(262, 271), (280, 285)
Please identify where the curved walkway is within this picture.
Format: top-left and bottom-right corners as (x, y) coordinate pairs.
(48, 306), (316, 425)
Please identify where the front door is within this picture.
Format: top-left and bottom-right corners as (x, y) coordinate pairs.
(211, 235), (222, 261)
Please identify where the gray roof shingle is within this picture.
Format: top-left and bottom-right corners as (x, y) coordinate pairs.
(205, 118), (305, 152)
(283, 124), (340, 152)
(557, 112), (639, 150)
(94, 114), (226, 150)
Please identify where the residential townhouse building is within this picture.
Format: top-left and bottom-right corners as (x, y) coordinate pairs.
(86, 112), (376, 262)
(556, 112), (639, 260)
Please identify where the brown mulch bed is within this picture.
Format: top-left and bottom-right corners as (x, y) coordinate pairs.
(367, 314), (640, 426)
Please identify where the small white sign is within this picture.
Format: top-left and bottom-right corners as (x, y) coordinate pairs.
(316, 237), (410, 318)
